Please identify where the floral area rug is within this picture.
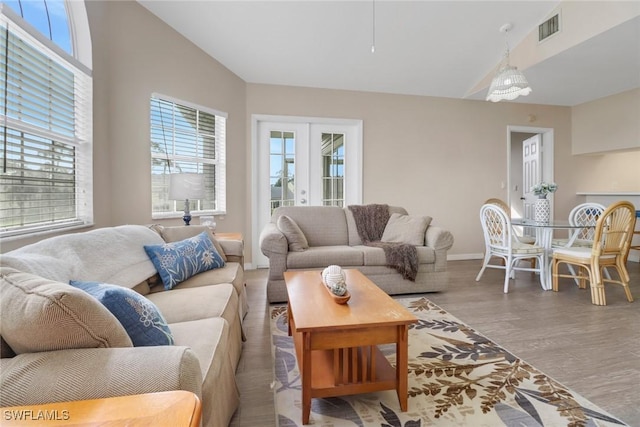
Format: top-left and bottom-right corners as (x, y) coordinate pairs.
(270, 297), (627, 427)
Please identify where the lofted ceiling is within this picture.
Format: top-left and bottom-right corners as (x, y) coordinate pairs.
(137, 1), (640, 107)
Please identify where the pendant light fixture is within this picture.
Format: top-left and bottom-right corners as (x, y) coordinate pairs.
(486, 23), (532, 102)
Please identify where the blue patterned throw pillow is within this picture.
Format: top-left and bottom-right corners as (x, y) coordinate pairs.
(69, 281), (174, 346)
(144, 230), (225, 290)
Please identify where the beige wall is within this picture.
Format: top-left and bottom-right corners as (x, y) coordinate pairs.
(87, 0), (247, 234)
(3, 1), (637, 261)
(572, 88), (640, 155)
(572, 151), (640, 192)
(247, 84), (577, 257)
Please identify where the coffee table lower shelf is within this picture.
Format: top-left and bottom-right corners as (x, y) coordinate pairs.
(293, 332), (398, 398)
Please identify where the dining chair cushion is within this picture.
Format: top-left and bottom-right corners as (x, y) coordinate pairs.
(516, 235), (536, 244)
(493, 241), (543, 256)
(553, 246), (616, 260)
(551, 238), (594, 248)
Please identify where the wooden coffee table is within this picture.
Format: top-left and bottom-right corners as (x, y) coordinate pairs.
(284, 269), (417, 425)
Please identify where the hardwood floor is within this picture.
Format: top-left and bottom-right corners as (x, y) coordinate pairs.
(230, 260), (640, 427)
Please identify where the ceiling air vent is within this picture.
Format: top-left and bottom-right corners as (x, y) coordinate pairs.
(539, 13), (560, 42)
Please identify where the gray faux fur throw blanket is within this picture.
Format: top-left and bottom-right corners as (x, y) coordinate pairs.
(348, 204), (418, 281)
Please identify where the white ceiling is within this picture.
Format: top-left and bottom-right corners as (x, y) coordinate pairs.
(137, 1), (640, 107)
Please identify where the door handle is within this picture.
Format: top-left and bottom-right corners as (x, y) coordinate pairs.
(300, 198), (307, 204)
(520, 197), (525, 200)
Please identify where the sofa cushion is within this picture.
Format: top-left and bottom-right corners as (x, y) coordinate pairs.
(277, 215), (309, 252)
(0, 268), (132, 354)
(346, 206), (409, 246)
(287, 246), (364, 269)
(69, 281), (174, 347)
(144, 231), (225, 290)
(273, 206), (349, 246)
(381, 213), (432, 246)
(149, 284), (243, 371)
(164, 262), (244, 299)
(148, 284), (237, 325)
(356, 245), (436, 266)
(156, 225), (228, 262)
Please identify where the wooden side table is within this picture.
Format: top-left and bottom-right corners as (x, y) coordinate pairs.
(214, 232), (243, 241)
(0, 391), (201, 426)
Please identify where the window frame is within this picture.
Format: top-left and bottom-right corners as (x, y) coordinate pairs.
(0, 2), (93, 241)
(150, 93), (227, 220)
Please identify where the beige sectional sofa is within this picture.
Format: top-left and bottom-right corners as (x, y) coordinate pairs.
(260, 205), (454, 303)
(0, 224), (245, 427)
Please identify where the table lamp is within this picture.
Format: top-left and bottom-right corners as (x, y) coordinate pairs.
(169, 173), (205, 225)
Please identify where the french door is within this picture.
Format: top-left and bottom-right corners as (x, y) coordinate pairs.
(252, 116), (362, 268)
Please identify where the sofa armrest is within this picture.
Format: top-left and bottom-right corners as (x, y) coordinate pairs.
(0, 346), (202, 407)
(424, 225), (454, 251)
(259, 223), (288, 256)
(218, 239), (243, 258)
(218, 239), (244, 265)
(424, 225), (454, 272)
(260, 223), (289, 282)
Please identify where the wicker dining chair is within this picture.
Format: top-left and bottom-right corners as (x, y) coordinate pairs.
(552, 201), (635, 306)
(627, 210), (640, 263)
(551, 202), (606, 248)
(552, 202), (611, 284)
(484, 198), (537, 270)
(476, 203), (544, 293)
(485, 198), (536, 244)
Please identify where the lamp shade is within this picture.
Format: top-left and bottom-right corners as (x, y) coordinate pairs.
(168, 173), (205, 200)
(486, 64), (532, 102)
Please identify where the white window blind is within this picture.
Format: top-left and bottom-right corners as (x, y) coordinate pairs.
(1, 4), (92, 238)
(150, 94), (226, 218)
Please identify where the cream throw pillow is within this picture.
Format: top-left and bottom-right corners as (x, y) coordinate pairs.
(0, 267), (133, 354)
(277, 215), (309, 252)
(381, 213), (432, 246)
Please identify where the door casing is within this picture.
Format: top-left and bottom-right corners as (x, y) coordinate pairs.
(507, 126), (555, 219)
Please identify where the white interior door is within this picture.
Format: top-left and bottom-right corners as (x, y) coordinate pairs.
(252, 116), (362, 268)
(522, 134), (542, 224)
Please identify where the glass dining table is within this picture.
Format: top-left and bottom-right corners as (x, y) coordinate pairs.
(511, 218), (595, 290)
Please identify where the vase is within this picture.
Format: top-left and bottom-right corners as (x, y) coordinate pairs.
(200, 215), (216, 231)
(534, 197), (550, 222)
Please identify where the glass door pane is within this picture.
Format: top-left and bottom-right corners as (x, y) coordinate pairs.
(321, 132), (345, 207)
(269, 131), (295, 214)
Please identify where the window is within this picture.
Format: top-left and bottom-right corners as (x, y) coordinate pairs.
(0, 1), (92, 239)
(150, 94), (226, 218)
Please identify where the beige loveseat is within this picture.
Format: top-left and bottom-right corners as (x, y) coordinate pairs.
(260, 205), (454, 303)
(0, 224), (246, 427)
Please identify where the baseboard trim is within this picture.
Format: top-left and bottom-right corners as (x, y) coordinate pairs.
(448, 253), (484, 261)
(448, 253), (640, 263)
